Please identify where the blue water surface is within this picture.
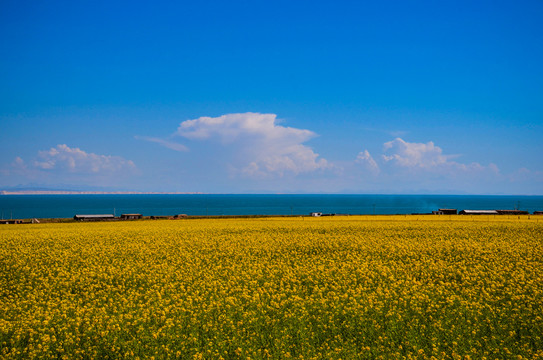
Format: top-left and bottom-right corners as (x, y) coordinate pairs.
(1, 194), (542, 219)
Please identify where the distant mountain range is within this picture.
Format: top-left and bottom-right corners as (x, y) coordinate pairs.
(0, 184), (201, 195)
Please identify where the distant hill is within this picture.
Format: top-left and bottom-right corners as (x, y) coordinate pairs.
(0, 184), (200, 195)
(1, 190), (202, 195)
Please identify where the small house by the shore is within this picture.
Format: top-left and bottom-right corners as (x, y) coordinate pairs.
(0, 219), (23, 224)
(120, 214), (143, 220)
(459, 210), (498, 215)
(433, 209), (458, 215)
(495, 210), (529, 215)
(74, 214), (116, 221)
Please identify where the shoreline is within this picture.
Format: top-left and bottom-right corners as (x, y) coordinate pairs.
(2, 191), (542, 196)
(2, 213), (541, 225)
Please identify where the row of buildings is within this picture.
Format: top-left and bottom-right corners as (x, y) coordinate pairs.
(73, 214), (143, 221)
(432, 208), (542, 215)
(2, 209), (542, 224)
(308, 209), (542, 217)
(72, 213), (189, 221)
(2, 213), (188, 224)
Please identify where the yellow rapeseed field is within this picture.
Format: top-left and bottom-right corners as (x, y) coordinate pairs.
(1, 216), (542, 359)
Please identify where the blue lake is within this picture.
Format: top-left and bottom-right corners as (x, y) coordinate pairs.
(1, 194), (542, 219)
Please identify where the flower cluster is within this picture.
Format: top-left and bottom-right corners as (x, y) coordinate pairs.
(1, 216), (542, 359)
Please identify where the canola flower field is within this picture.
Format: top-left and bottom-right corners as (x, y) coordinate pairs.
(1, 215), (542, 360)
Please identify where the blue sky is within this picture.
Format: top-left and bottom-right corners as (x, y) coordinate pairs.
(1, 0), (542, 194)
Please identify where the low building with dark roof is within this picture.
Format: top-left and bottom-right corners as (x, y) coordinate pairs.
(433, 209), (458, 215)
(74, 214), (116, 221)
(120, 214), (143, 220)
(459, 210), (499, 215)
(495, 210), (529, 215)
(0, 219), (23, 224)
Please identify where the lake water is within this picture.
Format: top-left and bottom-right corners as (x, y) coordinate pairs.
(1, 194), (542, 219)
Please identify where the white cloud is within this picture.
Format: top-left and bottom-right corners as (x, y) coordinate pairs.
(12, 157), (27, 171)
(382, 138), (498, 175)
(241, 143), (329, 177)
(355, 150), (380, 175)
(383, 138), (450, 168)
(175, 113), (330, 177)
(0, 157), (36, 179)
(34, 144), (136, 174)
(177, 113), (315, 143)
(135, 136), (188, 152)
(509, 167), (543, 183)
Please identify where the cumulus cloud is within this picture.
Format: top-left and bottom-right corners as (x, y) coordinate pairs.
(382, 138), (498, 175)
(382, 138), (451, 168)
(177, 113), (315, 143)
(241, 143), (329, 177)
(34, 144), (136, 174)
(174, 113), (330, 177)
(355, 150), (380, 175)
